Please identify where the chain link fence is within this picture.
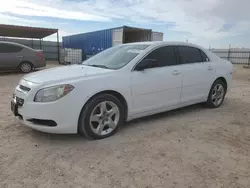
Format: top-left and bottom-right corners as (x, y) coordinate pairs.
(0, 37), (62, 61)
(210, 48), (250, 65)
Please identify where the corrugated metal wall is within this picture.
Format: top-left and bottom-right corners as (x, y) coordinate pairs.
(124, 30), (152, 43)
(63, 26), (164, 55)
(63, 29), (113, 55)
(0, 37), (61, 60)
(112, 28), (124, 46)
(151, 32), (164, 41)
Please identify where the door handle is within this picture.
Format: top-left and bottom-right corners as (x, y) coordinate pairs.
(172, 70), (181, 75)
(208, 66), (213, 70)
(17, 56), (23, 59)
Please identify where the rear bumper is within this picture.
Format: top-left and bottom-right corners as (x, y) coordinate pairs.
(34, 60), (46, 68)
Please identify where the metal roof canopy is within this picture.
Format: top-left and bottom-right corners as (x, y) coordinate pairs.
(0, 24), (58, 39)
(0, 24), (60, 62)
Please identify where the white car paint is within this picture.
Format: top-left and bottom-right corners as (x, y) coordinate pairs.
(131, 63), (182, 113)
(12, 42), (233, 134)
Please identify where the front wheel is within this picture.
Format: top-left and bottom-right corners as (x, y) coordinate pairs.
(78, 94), (124, 140)
(206, 79), (226, 108)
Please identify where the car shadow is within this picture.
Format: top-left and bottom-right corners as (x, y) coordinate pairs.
(29, 130), (90, 146)
(123, 103), (205, 129)
(0, 70), (24, 76)
(0, 67), (48, 76)
(28, 103), (206, 143)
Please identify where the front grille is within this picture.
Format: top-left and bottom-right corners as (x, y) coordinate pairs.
(19, 85), (31, 92)
(16, 97), (24, 106)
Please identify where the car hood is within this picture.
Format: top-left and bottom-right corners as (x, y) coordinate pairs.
(22, 65), (113, 84)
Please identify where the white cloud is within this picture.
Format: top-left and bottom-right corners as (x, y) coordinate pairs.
(0, 13), (44, 25)
(0, 0), (110, 22)
(0, 0), (250, 46)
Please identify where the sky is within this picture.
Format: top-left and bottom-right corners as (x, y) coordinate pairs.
(0, 0), (250, 48)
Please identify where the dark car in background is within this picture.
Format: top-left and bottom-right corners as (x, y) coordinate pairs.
(0, 41), (46, 73)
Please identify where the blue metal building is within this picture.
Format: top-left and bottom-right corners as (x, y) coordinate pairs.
(63, 26), (163, 55)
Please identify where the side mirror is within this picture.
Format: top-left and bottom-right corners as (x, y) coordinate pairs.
(135, 59), (157, 71)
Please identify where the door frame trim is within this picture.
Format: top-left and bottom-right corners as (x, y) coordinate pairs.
(131, 44), (179, 72)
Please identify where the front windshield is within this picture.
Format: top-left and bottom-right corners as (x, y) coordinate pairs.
(82, 44), (149, 70)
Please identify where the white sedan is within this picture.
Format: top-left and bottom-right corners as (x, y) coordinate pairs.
(11, 42), (232, 139)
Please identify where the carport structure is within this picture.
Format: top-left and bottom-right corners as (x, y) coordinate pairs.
(0, 24), (59, 61)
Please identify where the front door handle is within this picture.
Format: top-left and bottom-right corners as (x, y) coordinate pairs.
(208, 66), (213, 70)
(172, 70), (181, 75)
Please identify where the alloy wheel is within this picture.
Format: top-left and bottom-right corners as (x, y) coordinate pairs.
(89, 101), (120, 136)
(211, 84), (225, 106)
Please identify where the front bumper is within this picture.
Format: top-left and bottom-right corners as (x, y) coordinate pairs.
(14, 100), (79, 134)
(12, 80), (80, 134)
(19, 118), (73, 134)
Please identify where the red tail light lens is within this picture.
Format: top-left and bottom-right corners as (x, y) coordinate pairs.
(36, 52), (44, 60)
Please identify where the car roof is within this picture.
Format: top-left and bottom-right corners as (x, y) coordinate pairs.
(123, 41), (206, 49)
(122, 41), (221, 61)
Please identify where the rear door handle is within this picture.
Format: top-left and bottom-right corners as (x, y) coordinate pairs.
(172, 70), (181, 75)
(17, 56), (23, 59)
(208, 66), (213, 70)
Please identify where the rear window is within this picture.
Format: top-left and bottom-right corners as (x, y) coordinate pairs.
(0, 43), (23, 53)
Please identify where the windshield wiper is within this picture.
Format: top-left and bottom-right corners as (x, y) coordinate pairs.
(84, 64), (110, 69)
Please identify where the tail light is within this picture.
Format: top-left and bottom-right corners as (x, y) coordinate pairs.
(36, 51), (45, 60)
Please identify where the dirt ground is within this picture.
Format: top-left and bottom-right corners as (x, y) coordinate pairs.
(0, 63), (250, 188)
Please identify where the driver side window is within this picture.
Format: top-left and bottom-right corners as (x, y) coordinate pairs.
(137, 46), (177, 69)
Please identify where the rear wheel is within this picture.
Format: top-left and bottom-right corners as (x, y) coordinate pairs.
(20, 62), (33, 73)
(206, 79), (226, 108)
(78, 94), (124, 140)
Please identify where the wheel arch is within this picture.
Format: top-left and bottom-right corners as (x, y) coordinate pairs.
(214, 77), (227, 91)
(18, 60), (34, 69)
(78, 90), (129, 126)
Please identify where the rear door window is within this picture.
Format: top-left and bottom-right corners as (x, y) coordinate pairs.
(0, 43), (23, 53)
(177, 46), (203, 64)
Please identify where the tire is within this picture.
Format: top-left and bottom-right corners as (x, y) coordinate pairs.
(206, 79), (227, 108)
(19, 62), (33, 73)
(78, 94), (125, 140)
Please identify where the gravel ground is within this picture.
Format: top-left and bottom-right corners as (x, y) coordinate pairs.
(0, 64), (250, 188)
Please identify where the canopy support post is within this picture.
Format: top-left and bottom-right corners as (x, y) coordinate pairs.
(39, 39), (42, 50)
(57, 31), (60, 64)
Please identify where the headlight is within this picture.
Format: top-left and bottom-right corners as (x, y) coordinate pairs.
(34, 84), (74, 102)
